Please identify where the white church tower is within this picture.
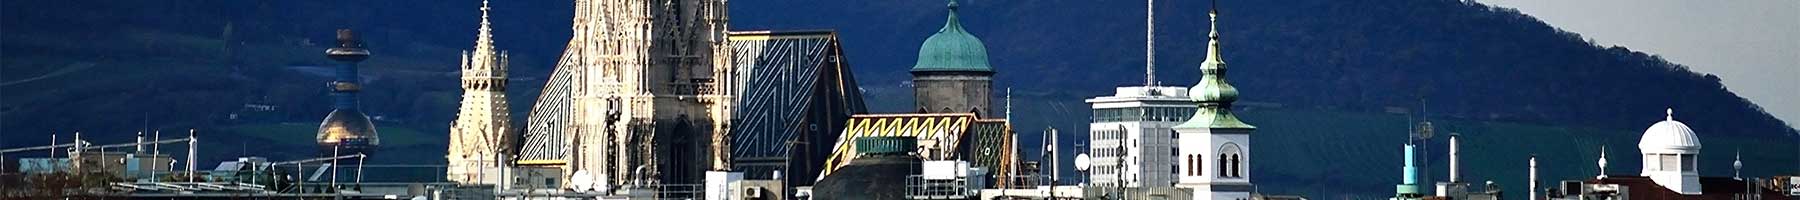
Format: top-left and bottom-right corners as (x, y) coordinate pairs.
(447, 0), (515, 186)
(1638, 108), (1701, 195)
(1174, 2), (1257, 199)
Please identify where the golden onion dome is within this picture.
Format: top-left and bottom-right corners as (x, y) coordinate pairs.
(317, 109), (380, 154)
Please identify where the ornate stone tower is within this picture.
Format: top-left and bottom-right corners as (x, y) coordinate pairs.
(514, 0), (731, 191)
(911, 0), (995, 115)
(447, 0), (515, 185)
(1173, 3), (1257, 200)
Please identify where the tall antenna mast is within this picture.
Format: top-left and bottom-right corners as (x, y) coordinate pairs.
(1005, 87), (1014, 120)
(1145, 0), (1156, 86)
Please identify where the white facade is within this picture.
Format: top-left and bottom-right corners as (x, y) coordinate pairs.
(1086, 86), (1195, 188)
(1174, 126), (1252, 200)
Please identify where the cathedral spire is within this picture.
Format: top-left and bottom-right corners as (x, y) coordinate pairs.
(447, 0), (514, 185)
(474, 0), (495, 56)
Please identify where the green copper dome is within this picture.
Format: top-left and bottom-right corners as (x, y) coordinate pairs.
(911, 0), (993, 73)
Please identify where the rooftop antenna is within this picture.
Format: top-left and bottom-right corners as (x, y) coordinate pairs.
(1006, 87), (1013, 121)
(187, 129), (197, 182)
(1144, 0), (1156, 87)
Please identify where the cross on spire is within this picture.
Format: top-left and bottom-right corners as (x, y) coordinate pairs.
(475, 0), (495, 54)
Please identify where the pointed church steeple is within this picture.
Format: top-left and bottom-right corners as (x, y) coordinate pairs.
(1176, 0), (1253, 129)
(1172, 2), (1257, 197)
(447, 0), (514, 185)
(474, 0), (496, 57)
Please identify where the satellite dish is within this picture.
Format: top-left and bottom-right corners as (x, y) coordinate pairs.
(571, 170), (594, 191)
(1074, 154), (1092, 171)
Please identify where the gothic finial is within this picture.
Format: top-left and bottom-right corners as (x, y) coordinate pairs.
(1734, 149), (1743, 179)
(949, 0), (959, 10)
(1207, 0), (1219, 40)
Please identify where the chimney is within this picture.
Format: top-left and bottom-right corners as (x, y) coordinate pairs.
(1449, 133), (1460, 183)
(1529, 154), (1538, 200)
(135, 131), (146, 153)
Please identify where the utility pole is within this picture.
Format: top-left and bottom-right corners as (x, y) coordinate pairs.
(153, 130), (161, 156)
(332, 145), (341, 196)
(48, 133), (56, 173)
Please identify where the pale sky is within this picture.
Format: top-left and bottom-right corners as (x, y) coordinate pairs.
(1480, 0), (1799, 126)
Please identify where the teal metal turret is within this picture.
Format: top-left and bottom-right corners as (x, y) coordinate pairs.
(910, 0), (992, 73)
(1395, 144), (1423, 199)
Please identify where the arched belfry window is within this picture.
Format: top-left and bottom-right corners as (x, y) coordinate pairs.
(1218, 143), (1243, 178)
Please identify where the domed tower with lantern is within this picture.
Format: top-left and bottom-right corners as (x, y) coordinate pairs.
(1638, 108), (1702, 195)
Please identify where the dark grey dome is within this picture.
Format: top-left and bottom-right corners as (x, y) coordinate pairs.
(811, 154), (920, 200)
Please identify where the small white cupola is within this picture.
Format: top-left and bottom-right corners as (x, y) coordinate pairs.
(1637, 108), (1702, 195)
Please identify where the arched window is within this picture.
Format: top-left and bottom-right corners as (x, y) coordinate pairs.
(1184, 155), (1192, 176)
(1217, 153), (1227, 176)
(1230, 154), (1241, 178)
(1188, 154), (1200, 176)
(1219, 143), (1243, 178)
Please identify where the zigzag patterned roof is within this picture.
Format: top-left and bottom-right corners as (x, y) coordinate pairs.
(818, 113), (977, 178)
(515, 53), (576, 164)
